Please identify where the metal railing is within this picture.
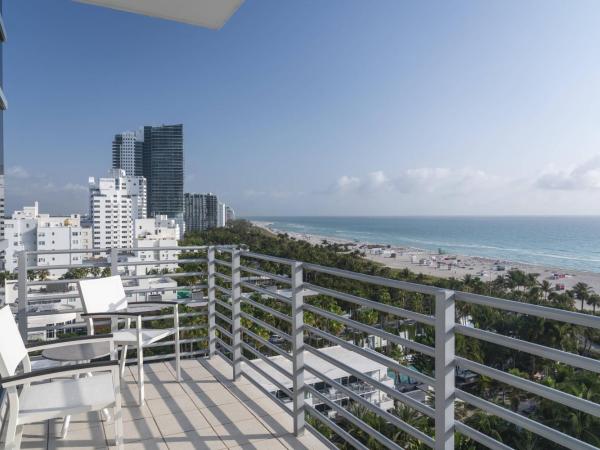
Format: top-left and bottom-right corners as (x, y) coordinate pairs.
(10, 245), (600, 450)
(12, 245), (216, 362)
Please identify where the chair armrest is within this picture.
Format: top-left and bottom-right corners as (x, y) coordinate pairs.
(26, 334), (114, 353)
(0, 360), (119, 388)
(126, 302), (179, 314)
(128, 301), (179, 306)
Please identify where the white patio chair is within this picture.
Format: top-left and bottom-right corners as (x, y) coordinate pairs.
(0, 306), (123, 450)
(78, 275), (181, 405)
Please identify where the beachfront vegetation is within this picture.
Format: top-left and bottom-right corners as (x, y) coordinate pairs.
(179, 219), (600, 449)
(182, 221), (600, 449)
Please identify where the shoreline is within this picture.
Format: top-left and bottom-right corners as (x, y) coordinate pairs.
(252, 220), (600, 309)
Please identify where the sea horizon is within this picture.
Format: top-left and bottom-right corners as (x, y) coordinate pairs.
(245, 215), (600, 273)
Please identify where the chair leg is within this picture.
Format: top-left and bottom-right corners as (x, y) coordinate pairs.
(114, 407), (124, 450)
(175, 331), (181, 382)
(137, 345), (144, 406)
(4, 409), (19, 450)
(5, 426), (22, 450)
(113, 366), (124, 450)
(119, 345), (129, 378)
(60, 415), (71, 439)
(55, 361), (72, 439)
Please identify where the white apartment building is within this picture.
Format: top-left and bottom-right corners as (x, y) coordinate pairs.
(217, 202), (226, 227)
(225, 205), (235, 223)
(112, 130), (140, 176)
(89, 169), (147, 249)
(129, 215), (181, 274)
(242, 345), (395, 417)
(4, 202), (92, 276)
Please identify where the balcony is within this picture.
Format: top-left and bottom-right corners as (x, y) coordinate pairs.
(18, 357), (326, 449)
(3, 245), (600, 449)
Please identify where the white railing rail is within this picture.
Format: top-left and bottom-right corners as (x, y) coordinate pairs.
(13, 245), (222, 361)
(11, 245), (600, 449)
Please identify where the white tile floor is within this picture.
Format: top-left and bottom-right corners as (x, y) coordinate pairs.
(20, 356), (330, 450)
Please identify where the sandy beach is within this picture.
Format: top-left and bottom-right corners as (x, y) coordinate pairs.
(252, 221), (600, 310)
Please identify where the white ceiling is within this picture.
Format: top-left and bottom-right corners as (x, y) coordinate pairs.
(74, 0), (244, 29)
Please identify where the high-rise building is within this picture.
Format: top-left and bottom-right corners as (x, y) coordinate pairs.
(225, 205), (235, 224)
(112, 130), (143, 176)
(4, 202), (92, 277)
(184, 193), (218, 232)
(88, 169), (147, 249)
(0, 1), (7, 246)
(217, 202), (226, 228)
(141, 124), (184, 224)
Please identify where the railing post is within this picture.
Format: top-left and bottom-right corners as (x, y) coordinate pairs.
(207, 246), (216, 358)
(231, 248), (242, 380)
(17, 251), (28, 341)
(110, 247), (119, 276)
(435, 289), (455, 450)
(291, 261), (305, 436)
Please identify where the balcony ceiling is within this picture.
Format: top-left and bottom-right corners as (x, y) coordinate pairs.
(74, 0), (244, 29)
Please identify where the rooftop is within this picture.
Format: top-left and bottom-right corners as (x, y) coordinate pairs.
(18, 357), (329, 450)
(242, 345), (393, 393)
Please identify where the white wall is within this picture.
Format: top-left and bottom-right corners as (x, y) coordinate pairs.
(4, 204), (92, 276)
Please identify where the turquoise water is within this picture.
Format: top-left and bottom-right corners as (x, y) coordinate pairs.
(247, 216), (600, 273)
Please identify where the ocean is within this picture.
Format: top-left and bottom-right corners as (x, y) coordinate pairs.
(247, 216), (600, 273)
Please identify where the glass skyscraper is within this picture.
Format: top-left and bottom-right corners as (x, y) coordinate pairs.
(141, 124), (184, 223)
(184, 193), (218, 232)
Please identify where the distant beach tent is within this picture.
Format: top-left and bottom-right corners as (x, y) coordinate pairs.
(74, 0), (244, 29)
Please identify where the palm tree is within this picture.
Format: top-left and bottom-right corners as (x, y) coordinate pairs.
(539, 280), (552, 300)
(38, 269), (50, 281)
(514, 431), (540, 450)
(572, 282), (592, 312)
(390, 403), (432, 447)
(462, 274), (474, 292)
(536, 370), (600, 446)
(586, 294), (600, 315)
(506, 269), (527, 292)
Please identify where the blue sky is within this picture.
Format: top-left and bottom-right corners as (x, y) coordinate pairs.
(4, 0), (600, 216)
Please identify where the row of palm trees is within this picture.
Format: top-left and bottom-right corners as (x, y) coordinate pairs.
(461, 269), (600, 314)
(182, 221), (600, 449)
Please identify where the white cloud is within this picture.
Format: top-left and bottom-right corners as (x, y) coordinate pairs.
(6, 166), (30, 179)
(242, 189), (302, 200)
(535, 155), (600, 190)
(362, 170), (391, 193)
(61, 182), (87, 192)
(334, 175), (361, 192)
(331, 167), (503, 196)
(5, 167), (88, 215)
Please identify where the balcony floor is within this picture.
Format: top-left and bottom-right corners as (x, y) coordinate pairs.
(19, 356), (329, 450)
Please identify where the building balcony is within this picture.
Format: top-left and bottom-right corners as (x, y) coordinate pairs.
(2, 245), (600, 450)
(17, 357), (326, 449)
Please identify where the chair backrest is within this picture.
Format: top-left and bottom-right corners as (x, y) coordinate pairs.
(0, 305), (28, 377)
(78, 275), (128, 314)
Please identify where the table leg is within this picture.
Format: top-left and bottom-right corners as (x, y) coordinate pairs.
(59, 361), (75, 438)
(60, 416), (71, 440)
(60, 360), (88, 439)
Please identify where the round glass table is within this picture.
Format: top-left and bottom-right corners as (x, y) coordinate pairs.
(42, 341), (112, 362)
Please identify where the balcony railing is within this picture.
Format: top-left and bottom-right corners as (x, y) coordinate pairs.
(8, 245), (600, 450)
